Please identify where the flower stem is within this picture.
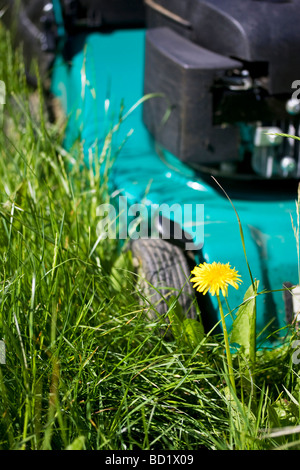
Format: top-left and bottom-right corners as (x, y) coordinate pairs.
(217, 294), (236, 394)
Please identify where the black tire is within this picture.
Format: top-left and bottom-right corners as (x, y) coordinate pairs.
(131, 238), (198, 321)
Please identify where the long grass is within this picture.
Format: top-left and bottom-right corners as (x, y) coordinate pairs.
(1, 25), (300, 450)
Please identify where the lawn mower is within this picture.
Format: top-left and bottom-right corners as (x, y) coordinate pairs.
(3, 0), (300, 346)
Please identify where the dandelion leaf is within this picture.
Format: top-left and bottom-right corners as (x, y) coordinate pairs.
(230, 281), (259, 355)
(168, 298), (204, 348)
(182, 318), (204, 349)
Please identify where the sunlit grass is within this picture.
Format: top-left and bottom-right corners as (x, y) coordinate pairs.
(0, 24), (300, 450)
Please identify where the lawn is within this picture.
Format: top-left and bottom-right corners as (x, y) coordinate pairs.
(1, 25), (300, 451)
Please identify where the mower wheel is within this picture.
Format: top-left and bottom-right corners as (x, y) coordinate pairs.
(131, 238), (198, 320)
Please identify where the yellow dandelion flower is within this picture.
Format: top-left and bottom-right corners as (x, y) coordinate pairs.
(190, 261), (242, 297)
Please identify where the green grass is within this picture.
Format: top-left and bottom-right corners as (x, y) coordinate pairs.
(1, 27), (300, 450)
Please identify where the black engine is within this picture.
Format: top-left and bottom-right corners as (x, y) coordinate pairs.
(143, 0), (300, 180)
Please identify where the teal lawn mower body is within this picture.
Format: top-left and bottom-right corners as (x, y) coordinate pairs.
(4, 0), (300, 346)
(50, 26), (298, 345)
